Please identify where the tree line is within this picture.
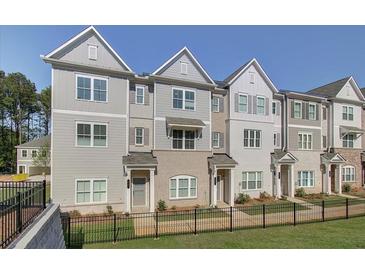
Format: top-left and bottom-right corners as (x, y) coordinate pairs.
(0, 70), (51, 173)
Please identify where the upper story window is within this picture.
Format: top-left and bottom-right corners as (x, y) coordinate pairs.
(308, 103), (316, 120)
(256, 96), (265, 115)
(342, 166), (355, 182)
(239, 94), (247, 113)
(172, 88), (195, 111)
(135, 127), (144, 145)
(76, 75), (108, 102)
(180, 62), (188, 74)
(76, 122), (107, 147)
(31, 150), (37, 158)
(88, 45), (98, 60)
(343, 134), (354, 148)
(212, 96), (220, 112)
(298, 132), (312, 150)
(249, 72), (255, 84)
(342, 106), (354, 121)
(272, 102), (277, 115)
(243, 129), (261, 148)
(21, 149), (27, 158)
(135, 86), (145, 104)
(212, 132), (220, 148)
(298, 171), (314, 187)
(170, 175), (197, 199)
(242, 171), (262, 190)
(294, 101), (302, 119)
(172, 129), (195, 150)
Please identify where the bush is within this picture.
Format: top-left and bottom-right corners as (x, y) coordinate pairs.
(259, 191), (271, 199)
(106, 205), (113, 214)
(157, 199), (167, 211)
(343, 183), (351, 193)
(295, 188), (306, 197)
(69, 210), (81, 217)
(170, 205), (176, 210)
(235, 193), (251, 204)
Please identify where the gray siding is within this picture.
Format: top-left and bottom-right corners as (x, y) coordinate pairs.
(129, 83), (154, 119)
(288, 127), (322, 151)
(129, 118), (153, 152)
(287, 98), (322, 127)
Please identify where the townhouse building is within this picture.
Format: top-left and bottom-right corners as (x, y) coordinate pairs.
(41, 26), (365, 214)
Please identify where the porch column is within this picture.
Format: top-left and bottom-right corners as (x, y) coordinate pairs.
(149, 169), (155, 212)
(229, 168), (235, 206)
(211, 167), (217, 206)
(326, 164), (332, 194)
(276, 164), (282, 198)
(289, 165), (295, 197)
(338, 164), (343, 194)
(126, 168), (131, 213)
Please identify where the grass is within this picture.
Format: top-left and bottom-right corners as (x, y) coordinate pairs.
(298, 195), (364, 208)
(84, 216), (365, 249)
(347, 191), (365, 198)
(0, 183), (50, 203)
(238, 200), (307, 215)
(157, 208), (228, 222)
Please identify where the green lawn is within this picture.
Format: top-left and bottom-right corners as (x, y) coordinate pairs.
(347, 191), (365, 198)
(297, 195), (363, 208)
(238, 201), (307, 215)
(84, 217), (365, 249)
(0, 183), (50, 203)
(157, 208), (228, 222)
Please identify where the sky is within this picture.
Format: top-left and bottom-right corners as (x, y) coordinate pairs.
(1, 25), (365, 92)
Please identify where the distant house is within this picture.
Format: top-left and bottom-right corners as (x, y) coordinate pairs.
(16, 135), (51, 175)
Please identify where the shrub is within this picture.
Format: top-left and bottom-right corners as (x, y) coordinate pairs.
(69, 210), (81, 217)
(106, 205), (113, 214)
(343, 183), (351, 193)
(170, 205), (176, 210)
(295, 188), (306, 197)
(235, 193), (251, 204)
(157, 199), (167, 211)
(259, 191), (271, 199)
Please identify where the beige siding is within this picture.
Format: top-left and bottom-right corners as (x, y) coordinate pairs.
(211, 92), (227, 153)
(129, 118), (153, 152)
(288, 127), (322, 151)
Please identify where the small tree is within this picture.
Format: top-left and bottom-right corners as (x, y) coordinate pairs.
(32, 141), (50, 180)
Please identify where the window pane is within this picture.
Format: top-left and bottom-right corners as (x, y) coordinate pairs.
(93, 192), (106, 202)
(190, 178), (197, 197)
(77, 124), (91, 146)
(178, 179), (189, 197)
(173, 89), (183, 109)
(93, 180), (106, 191)
(170, 179), (177, 198)
(77, 77), (91, 100)
(185, 91), (194, 101)
(94, 124), (107, 147)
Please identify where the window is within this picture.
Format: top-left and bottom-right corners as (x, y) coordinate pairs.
(342, 166), (355, 182)
(342, 106), (354, 121)
(76, 122), (107, 147)
(293, 101), (302, 118)
(76, 75), (108, 102)
(238, 94), (247, 113)
(76, 179), (107, 204)
(272, 102), (277, 115)
(173, 89), (183, 109)
(242, 171), (262, 190)
(298, 171), (314, 187)
(88, 45), (98, 60)
(172, 88), (195, 111)
(172, 129), (195, 150)
(243, 129), (261, 148)
(343, 134), (354, 148)
(135, 86), (145, 104)
(185, 91), (195, 110)
(32, 150), (37, 158)
(298, 133), (312, 150)
(256, 96), (265, 115)
(308, 103), (316, 120)
(169, 176), (197, 199)
(273, 133), (277, 146)
(135, 127), (144, 145)
(212, 132), (220, 148)
(180, 62), (188, 74)
(21, 150), (27, 158)
(212, 96), (220, 112)
(322, 135), (327, 148)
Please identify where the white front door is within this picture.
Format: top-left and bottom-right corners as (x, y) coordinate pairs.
(132, 178), (146, 207)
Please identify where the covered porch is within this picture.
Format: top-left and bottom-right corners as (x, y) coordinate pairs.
(321, 152), (346, 194)
(208, 154), (237, 207)
(271, 150), (298, 198)
(122, 152), (158, 213)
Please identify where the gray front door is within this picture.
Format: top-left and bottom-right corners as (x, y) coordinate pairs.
(133, 178), (146, 206)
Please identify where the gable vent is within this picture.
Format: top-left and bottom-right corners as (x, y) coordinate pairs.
(88, 45), (98, 60)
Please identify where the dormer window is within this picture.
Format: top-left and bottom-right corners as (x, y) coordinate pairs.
(180, 62), (188, 74)
(88, 45), (98, 60)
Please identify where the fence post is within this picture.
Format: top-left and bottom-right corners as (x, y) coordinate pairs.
(194, 208), (197, 235)
(293, 202), (296, 226)
(263, 204), (266, 229)
(113, 213), (117, 242)
(68, 216), (71, 248)
(42, 180), (47, 209)
(346, 198), (349, 219)
(322, 200), (325, 222)
(230, 206), (233, 232)
(155, 211), (159, 239)
(16, 192), (22, 233)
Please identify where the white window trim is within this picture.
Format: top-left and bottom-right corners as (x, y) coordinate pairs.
(342, 105), (354, 121)
(135, 127), (144, 146)
(308, 103), (316, 120)
(256, 96), (266, 115)
(298, 132), (313, 150)
(212, 132), (220, 148)
(238, 93), (248, 113)
(293, 100), (302, 119)
(135, 85), (145, 105)
(21, 149), (28, 158)
(342, 166), (355, 182)
(298, 171), (314, 187)
(75, 121), (108, 148)
(88, 45), (98, 60)
(171, 129), (196, 150)
(75, 178), (108, 205)
(75, 74), (109, 103)
(180, 62), (188, 75)
(241, 171), (263, 191)
(212, 96), (220, 113)
(172, 87), (196, 111)
(243, 129), (262, 149)
(169, 175), (198, 200)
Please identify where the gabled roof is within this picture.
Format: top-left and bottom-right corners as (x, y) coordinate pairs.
(122, 152), (158, 166)
(44, 26), (133, 72)
(16, 135), (51, 148)
(208, 154), (238, 166)
(271, 150), (298, 163)
(152, 46), (215, 85)
(306, 77), (351, 98)
(321, 152), (346, 163)
(223, 58), (279, 93)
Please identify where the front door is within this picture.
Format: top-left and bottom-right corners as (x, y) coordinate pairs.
(281, 165), (289, 196)
(132, 178), (146, 207)
(18, 165), (26, 174)
(331, 165), (336, 192)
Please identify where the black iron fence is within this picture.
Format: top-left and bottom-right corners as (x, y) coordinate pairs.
(61, 198), (365, 248)
(0, 181), (47, 248)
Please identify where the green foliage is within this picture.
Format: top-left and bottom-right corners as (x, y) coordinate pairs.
(295, 188), (306, 197)
(235, 193), (251, 204)
(157, 199), (167, 211)
(106, 205), (113, 214)
(343, 183), (351, 193)
(32, 142), (51, 172)
(259, 191), (271, 199)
